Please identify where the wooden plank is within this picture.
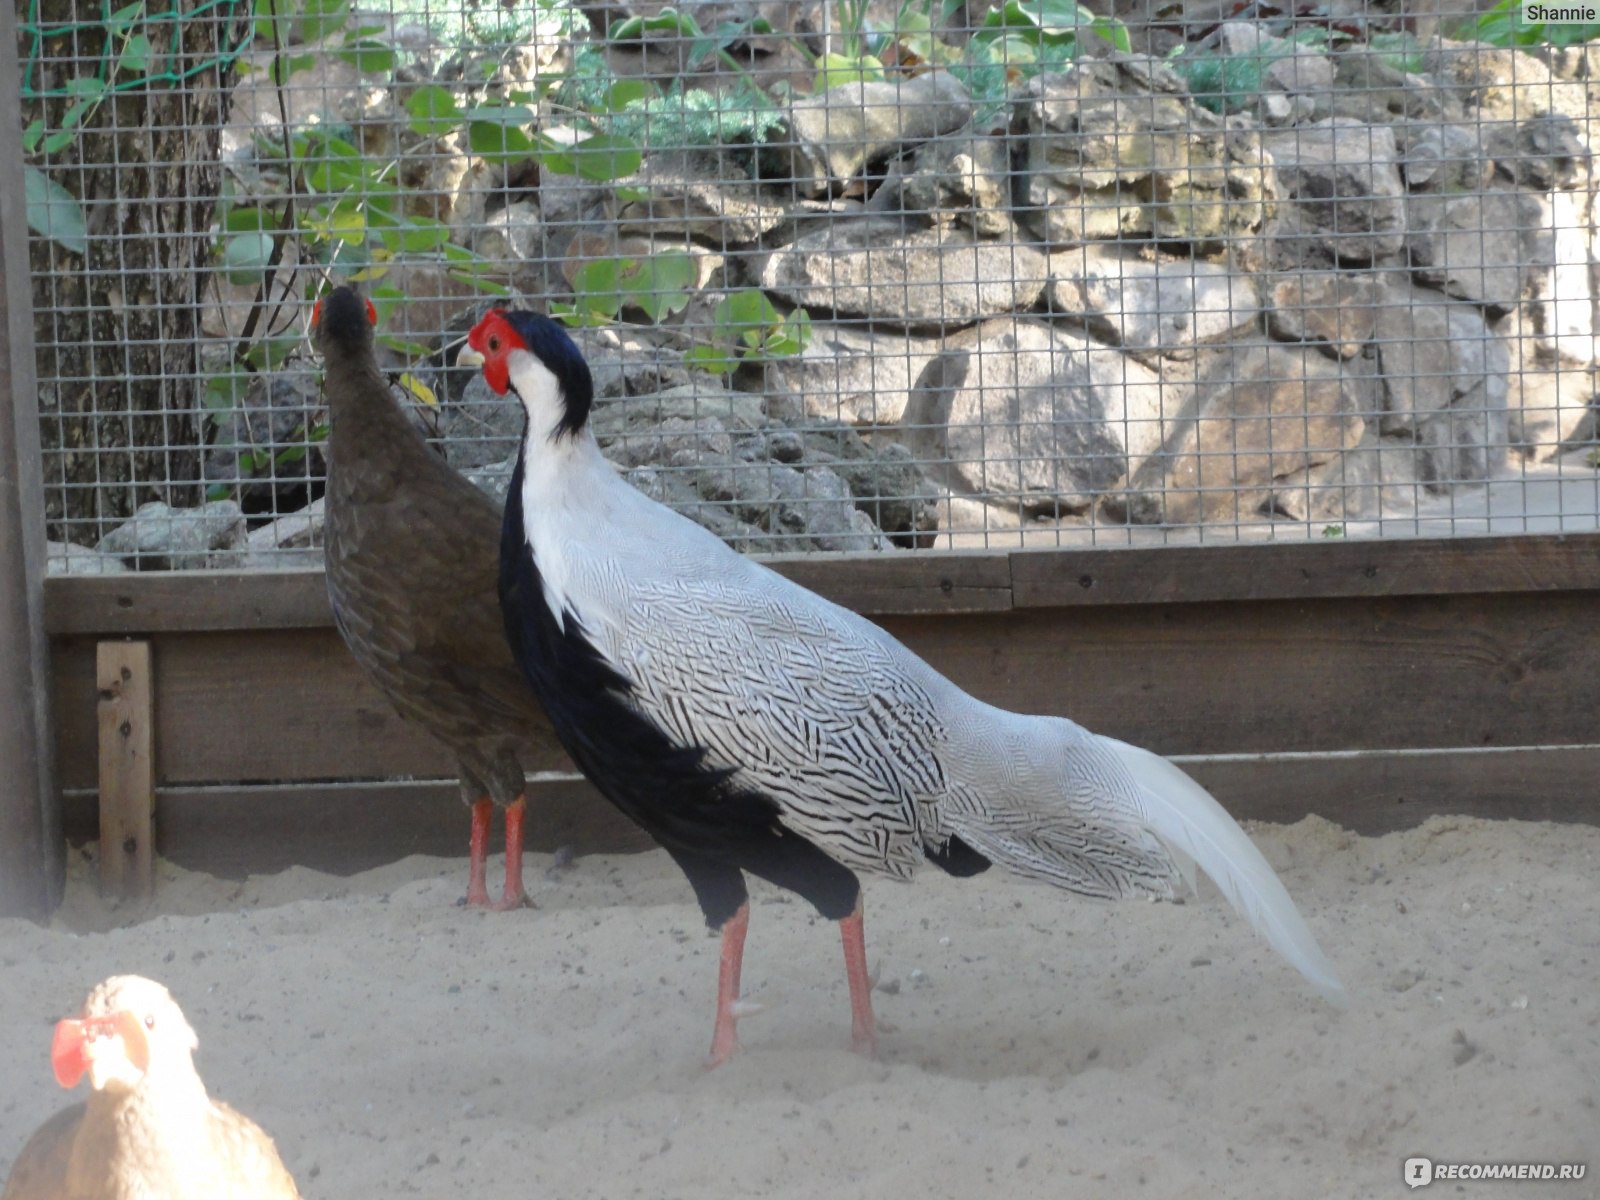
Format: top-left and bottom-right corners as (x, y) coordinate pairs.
(767, 551), (1013, 614)
(46, 569), (335, 636)
(45, 552), (1013, 636)
(48, 588), (1600, 787)
(0, 0), (62, 919)
(1011, 532), (1600, 608)
(1182, 745), (1600, 833)
(139, 629), (570, 788)
(76, 777), (655, 879)
(57, 745), (1600, 879)
(97, 641), (156, 900)
(873, 590), (1600, 757)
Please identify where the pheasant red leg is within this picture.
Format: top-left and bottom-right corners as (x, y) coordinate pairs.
(839, 899), (878, 1056)
(491, 794), (529, 911)
(465, 796), (494, 908)
(705, 902), (751, 1069)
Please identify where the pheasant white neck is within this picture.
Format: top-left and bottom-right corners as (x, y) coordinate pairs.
(509, 354), (621, 632)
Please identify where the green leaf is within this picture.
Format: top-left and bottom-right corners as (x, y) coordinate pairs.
(683, 343), (736, 376)
(468, 118), (535, 161)
(813, 52), (885, 91)
(270, 52), (319, 86)
(335, 38), (396, 74)
(222, 231), (275, 283)
(568, 133), (642, 182)
(388, 217), (451, 253)
(447, 272), (513, 296)
(604, 79), (657, 112)
(376, 334), (435, 356)
(405, 85), (462, 137)
(224, 206), (285, 233)
(41, 130), (76, 155)
(117, 33), (152, 76)
(618, 251), (696, 322)
(24, 166), (87, 256)
(107, 2), (145, 32)
(718, 288), (778, 331)
(204, 369), (250, 413)
(609, 8), (702, 39)
(297, 0), (353, 44)
(63, 77), (108, 99)
(22, 120), (45, 154)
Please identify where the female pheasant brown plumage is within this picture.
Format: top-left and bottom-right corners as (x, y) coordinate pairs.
(313, 286), (561, 908)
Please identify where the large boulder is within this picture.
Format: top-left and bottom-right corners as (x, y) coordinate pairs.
(760, 220), (1048, 331)
(901, 318), (1170, 515)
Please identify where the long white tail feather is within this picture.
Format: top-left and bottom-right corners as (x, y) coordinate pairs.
(1100, 736), (1348, 1006)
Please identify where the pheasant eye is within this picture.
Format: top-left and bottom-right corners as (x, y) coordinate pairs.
(488, 336), (500, 352)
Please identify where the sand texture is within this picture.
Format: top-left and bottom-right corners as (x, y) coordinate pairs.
(2, 815), (1595, 1199)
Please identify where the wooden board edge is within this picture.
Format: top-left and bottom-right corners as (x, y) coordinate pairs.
(56, 745), (1600, 879)
(1011, 532), (1600, 608)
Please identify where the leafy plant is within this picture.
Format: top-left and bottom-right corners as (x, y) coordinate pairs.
(1465, 0), (1600, 47)
(552, 252), (699, 326)
(683, 290), (812, 377)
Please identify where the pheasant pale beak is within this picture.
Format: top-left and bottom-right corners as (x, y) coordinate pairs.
(456, 346), (485, 369)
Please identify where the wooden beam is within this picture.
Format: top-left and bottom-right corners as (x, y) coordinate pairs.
(0, 0), (62, 919)
(44, 532), (1600, 636)
(47, 585), (1600, 790)
(97, 641), (156, 900)
(1010, 532), (1600, 608)
(55, 742), (1600, 879)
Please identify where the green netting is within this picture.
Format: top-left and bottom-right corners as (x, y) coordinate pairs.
(19, 0), (251, 99)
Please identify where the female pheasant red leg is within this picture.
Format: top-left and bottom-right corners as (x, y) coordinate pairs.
(465, 796), (494, 908)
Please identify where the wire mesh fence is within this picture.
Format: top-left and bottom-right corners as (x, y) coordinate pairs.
(18, 0), (1600, 571)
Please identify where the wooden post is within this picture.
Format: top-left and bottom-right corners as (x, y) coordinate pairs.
(97, 641), (156, 900)
(0, 0), (63, 919)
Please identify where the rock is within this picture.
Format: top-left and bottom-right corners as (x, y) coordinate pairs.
(1104, 344), (1376, 526)
(1407, 189), (1544, 315)
(246, 497), (325, 552)
(1372, 280), (1511, 489)
(96, 500), (247, 570)
(1265, 119), (1406, 265)
(900, 318), (1170, 515)
(237, 499), (325, 568)
(1482, 112), (1589, 191)
(785, 72), (974, 195)
(760, 322), (942, 425)
(760, 219), (1048, 331)
(440, 372), (530, 472)
(868, 127), (1016, 237)
(203, 373), (328, 513)
(617, 150), (787, 245)
(797, 426), (939, 546)
(624, 466), (768, 553)
(1013, 62), (1276, 248)
(1523, 189), (1598, 365)
(470, 201), (558, 299)
(591, 382), (769, 444)
(1427, 41), (1588, 132)
(45, 540), (129, 575)
(1047, 247), (1258, 359)
(1266, 272), (1383, 359)
(587, 380), (923, 550)
(1398, 123), (1490, 193)
(1206, 21), (1334, 116)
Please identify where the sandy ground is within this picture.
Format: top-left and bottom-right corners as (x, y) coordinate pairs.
(1, 815), (1595, 1200)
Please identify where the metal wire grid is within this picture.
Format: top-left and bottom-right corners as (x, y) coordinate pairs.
(19, 0), (1600, 571)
